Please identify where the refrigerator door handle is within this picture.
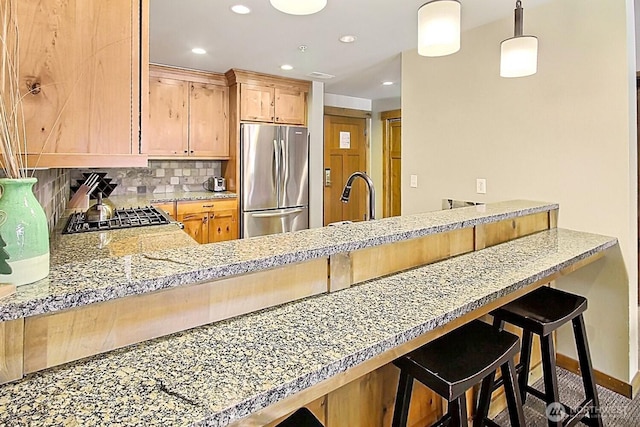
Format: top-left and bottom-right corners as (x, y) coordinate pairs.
(250, 208), (304, 218)
(273, 139), (279, 193)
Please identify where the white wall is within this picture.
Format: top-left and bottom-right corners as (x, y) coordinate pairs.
(308, 81), (325, 228)
(324, 93), (372, 111)
(402, 0), (637, 381)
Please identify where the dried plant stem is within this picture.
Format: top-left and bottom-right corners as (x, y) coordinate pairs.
(0, 0), (26, 179)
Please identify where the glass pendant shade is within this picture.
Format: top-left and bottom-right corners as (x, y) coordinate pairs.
(270, 0), (327, 15)
(417, 0), (461, 57)
(500, 35), (538, 77)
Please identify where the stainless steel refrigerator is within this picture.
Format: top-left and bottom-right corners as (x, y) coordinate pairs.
(240, 123), (309, 238)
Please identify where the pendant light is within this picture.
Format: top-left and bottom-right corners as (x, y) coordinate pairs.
(417, 0), (461, 57)
(270, 0), (327, 16)
(500, 0), (538, 77)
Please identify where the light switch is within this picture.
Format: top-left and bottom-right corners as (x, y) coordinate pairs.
(476, 178), (486, 194)
(410, 175), (418, 188)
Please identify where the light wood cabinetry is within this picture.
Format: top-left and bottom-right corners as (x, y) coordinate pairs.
(145, 65), (229, 159)
(13, 0), (147, 167)
(151, 202), (176, 219)
(176, 199), (238, 244)
(240, 84), (306, 125)
(224, 70), (311, 192)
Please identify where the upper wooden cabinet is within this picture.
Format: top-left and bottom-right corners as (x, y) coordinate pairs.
(229, 70), (310, 126)
(145, 65), (229, 158)
(14, 0), (147, 167)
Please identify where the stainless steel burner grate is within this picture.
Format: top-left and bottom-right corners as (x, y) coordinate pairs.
(62, 206), (171, 234)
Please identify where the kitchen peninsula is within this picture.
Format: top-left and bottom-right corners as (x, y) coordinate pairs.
(0, 201), (617, 426)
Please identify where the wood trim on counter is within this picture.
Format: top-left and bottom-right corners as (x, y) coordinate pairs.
(0, 318), (24, 384)
(350, 228), (474, 285)
(23, 258), (328, 375)
(474, 211), (550, 250)
(229, 249), (607, 427)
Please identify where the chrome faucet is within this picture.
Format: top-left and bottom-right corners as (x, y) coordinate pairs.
(340, 171), (376, 220)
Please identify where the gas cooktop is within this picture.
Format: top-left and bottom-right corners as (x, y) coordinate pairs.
(62, 206), (171, 234)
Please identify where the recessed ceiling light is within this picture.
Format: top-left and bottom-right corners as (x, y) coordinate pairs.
(339, 35), (357, 43)
(280, 64), (294, 71)
(231, 5), (251, 14)
(191, 47), (206, 55)
(382, 81), (394, 86)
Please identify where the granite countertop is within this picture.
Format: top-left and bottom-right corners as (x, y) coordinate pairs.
(0, 200), (558, 322)
(107, 191), (237, 208)
(0, 228), (617, 427)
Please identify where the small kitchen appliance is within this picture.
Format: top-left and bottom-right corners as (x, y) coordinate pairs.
(204, 177), (226, 192)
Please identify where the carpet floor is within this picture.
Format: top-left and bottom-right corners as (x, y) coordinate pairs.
(492, 367), (638, 426)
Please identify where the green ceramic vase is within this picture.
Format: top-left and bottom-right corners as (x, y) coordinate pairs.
(0, 178), (50, 286)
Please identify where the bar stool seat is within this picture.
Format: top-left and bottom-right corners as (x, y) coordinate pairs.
(392, 320), (526, 427)
(490, 286), (603, 427)
(276, 407), (323, 427)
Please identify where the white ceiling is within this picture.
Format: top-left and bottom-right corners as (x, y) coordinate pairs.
(150, 0), (555, 101)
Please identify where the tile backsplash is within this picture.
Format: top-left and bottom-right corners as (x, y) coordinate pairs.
(32, 169), (71, 230)
(71, 160), (222, 195)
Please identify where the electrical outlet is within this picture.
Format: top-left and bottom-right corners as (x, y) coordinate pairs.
(410, 175), (418, 188)
(476, 178), (486, 194)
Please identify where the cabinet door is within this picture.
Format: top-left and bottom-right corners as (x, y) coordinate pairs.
(209, 209), (238, 243)
(189, 83), (229, 157)
(274, 88), (306, 125)
(178, 212), (208, 244)
(240, 84), (274, 122)
(18, 0), (140, 157)
(146, 77), (189, 155)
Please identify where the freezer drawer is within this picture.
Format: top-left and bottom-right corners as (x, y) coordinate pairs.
(242, 207), (309, 238)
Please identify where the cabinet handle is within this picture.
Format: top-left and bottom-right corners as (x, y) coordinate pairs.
(215, 213), (233, 218)
(190, 150), (194, 153)
(184, 150), (188, 153)
(203, 216), (208, 224)
(202, 204), (214, 208)
(218, 227), (222, 233)
(226, 226), (230, 232)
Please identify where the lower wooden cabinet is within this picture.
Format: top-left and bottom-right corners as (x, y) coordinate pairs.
(176, 199), (238, 244)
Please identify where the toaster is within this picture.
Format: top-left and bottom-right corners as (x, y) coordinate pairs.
(205, 177), (226, 192)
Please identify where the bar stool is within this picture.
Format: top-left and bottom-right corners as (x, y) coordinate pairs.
(392, 320), (526, 427)
(489, 286), (603, 427)
(276, 407), (324, 427)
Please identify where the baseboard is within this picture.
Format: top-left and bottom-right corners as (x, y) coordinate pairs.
(556, 353), (634, 398)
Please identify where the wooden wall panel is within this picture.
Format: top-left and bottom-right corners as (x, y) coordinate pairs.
(475, 212), (549, 249)
(24, 258), (328, 373)
(0, 319), (24, 385)
(351, 228), (474, 285)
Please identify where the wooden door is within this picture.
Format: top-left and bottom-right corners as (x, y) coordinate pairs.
(323, 113), (368, 225)
(240, 84), (274, 122)
(178, 212), (208, 244)
(146, 77), (189, 155)
(382, 110), (402, 217)
(189, 83), (230, 157)
(209, 209), (238, 242)
(18, 0), (139, 155)
(274, 88), (306, 125)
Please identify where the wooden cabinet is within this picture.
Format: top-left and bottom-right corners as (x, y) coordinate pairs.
(239, 84), (306, 125)
(145, 65), (229, 158)
(151, 202), (176, 219)
(223, 69), (311, 192)
(176, 199), (238, 244)
(14, 0), (147, 167)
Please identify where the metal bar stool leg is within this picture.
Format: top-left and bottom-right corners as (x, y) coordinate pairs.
(392, 370), (414, 427)
(518, 329), (533, 404)
(500, 360), (526, 427)
(573, 315), (604, 427)
(541, 333), (562, 427)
